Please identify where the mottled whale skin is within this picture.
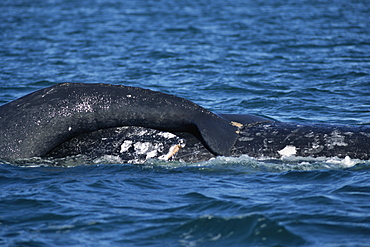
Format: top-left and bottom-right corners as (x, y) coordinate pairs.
(48, 126), (186, 164)
(49, 114), (370, 163)
(0, 83), (238, 160)
(231, 122), (370, 160)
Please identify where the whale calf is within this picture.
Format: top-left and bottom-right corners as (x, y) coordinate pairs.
(0, 83), (238, 160)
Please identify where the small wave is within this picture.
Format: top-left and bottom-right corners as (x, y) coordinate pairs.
(3, 153), (368, 175)
(142, 155), (367, 174)
(158, 214), (305, 246)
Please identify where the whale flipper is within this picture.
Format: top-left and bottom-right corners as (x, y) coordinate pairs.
(194, 112), (238, 156)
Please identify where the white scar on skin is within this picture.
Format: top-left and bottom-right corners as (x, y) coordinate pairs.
(278, 145), (297, 157)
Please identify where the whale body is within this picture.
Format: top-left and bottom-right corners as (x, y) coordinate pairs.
(48, 120), (370, 163)
(1, 83), (370, 163)
(0, 83), (238, 160)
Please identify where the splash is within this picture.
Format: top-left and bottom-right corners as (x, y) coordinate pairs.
(142, 154), (366, 174)
(2, 152), (367, 173)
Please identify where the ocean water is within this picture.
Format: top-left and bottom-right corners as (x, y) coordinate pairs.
(1, 0), (370, 246)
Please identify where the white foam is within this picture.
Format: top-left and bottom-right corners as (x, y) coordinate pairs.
(326, 155), (358, 168)
(93, 155), (124, 164)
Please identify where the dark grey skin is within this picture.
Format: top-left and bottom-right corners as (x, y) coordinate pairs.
(46, 114), (271, 163)
(232, 122), (370, 160)
(164, 117), (370, 162)
(0, 83), (238, 160)
(48, 113), (370, 163)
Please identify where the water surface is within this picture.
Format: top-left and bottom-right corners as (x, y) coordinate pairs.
(1, 0), (370, 246)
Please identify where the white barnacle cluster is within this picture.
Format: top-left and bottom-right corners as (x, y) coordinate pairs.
(134, 142), (162, 159)
(117, 127), (186, 163)
(120, 140), (133, 153)
(157, 131), (178, 139)
(120, 140), (172, 161)
(278, 145), (297, 158)
(324, 130), (348, 149)
(120, 140), (161, 158)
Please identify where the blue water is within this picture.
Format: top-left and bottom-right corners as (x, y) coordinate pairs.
(1, 0), (370, 246)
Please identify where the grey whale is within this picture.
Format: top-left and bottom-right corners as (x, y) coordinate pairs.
(0, 83), (238, 160)
(1, 83), (370, 163)
(48, 116), (370, 163)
